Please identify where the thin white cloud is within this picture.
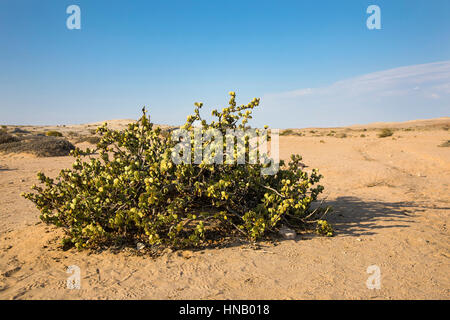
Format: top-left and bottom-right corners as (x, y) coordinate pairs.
(259, 61), (450, 127)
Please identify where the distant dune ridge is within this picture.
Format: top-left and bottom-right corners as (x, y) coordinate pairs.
(83, 116), (450, 130)
(349, 116), (450, 130)
(272, 117), (449, 131)
(3, 116), (449, 133)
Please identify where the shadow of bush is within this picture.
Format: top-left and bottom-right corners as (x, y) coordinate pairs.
(323, 196), (432, 237)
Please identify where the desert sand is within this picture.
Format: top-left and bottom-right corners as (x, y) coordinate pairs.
(0, 119), (449, 299)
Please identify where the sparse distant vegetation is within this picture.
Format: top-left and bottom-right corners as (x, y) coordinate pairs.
(23, 93), (329, 251)
(12, 128), (30, 134)
(0, 131), (19, 144)
(378, 128), (394, 138)
(45, 130), (63, 137)
(0, 131), (74, 157)
(280, 129), (294, 136)
(75, 135), (102, 145)
(438, 140), (450, 147)
(0, 136), (74, 157)
(335, 133), (347, 138)
(66, 131), (79, 138)
(280, 129), (302, 136)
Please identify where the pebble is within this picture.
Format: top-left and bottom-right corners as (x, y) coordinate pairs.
(279, 226), (296, 240)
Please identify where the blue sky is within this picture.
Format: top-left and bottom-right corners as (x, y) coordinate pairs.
(0, 0), (449, 127)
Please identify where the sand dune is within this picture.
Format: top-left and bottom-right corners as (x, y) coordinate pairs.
(349, 117), (450, 130)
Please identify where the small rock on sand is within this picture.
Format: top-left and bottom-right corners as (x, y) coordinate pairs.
(279, 226), (296, 240)
(136, 242), (145, 250)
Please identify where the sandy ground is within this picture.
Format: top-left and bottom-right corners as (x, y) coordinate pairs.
(0, 120), (449, 299)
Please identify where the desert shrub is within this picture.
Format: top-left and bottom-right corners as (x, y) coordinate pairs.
(378, 128), (394, 138)
(76, 135), (102, 145)
(280, 129), (302, 137)
(46, 130), (63, 137)
(67, 131), (79, 137)
(12, 128), (30, 134)
(23, 93), (327, 251)
(0, 136), (75, 157)
(316, 220), (333, 237)
(438, 140), (450, 147)
(335, 133), (347, 138)
(0, 131), (19, 144)
(280, 129), (294, 136)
